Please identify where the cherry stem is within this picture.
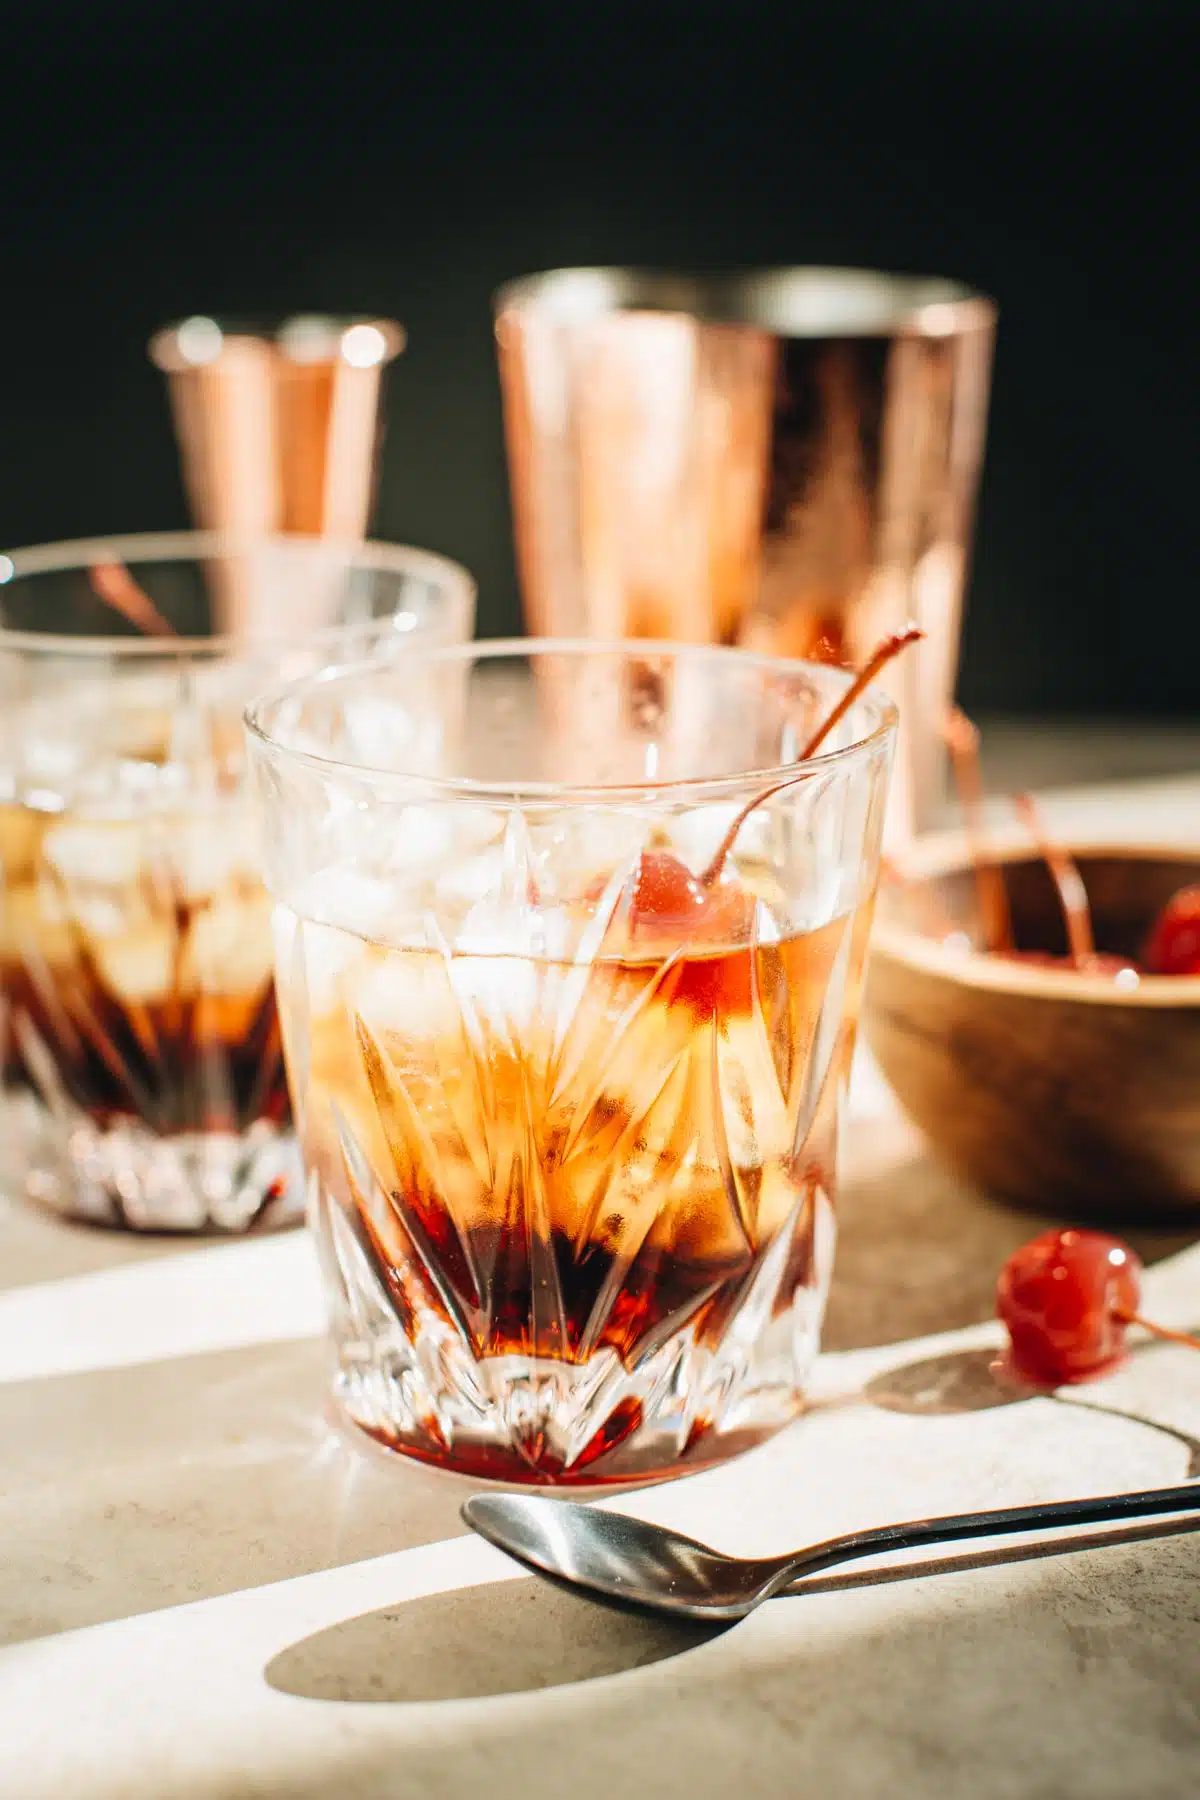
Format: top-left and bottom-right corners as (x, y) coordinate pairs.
(698, 624), (924, 890)
(942, 705), (1013, 953)
(89, 562), (177, 638)
(1013, 792), (1095, 965)
(1114, 1308), (1200, 1353)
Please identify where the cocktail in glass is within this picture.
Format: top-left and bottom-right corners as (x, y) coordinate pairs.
(248, 640), (896, 1482)
(0, 532), (474, 1230)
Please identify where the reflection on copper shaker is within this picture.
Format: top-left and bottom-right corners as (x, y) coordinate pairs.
(495, 269), (995, 840)
(150, 315), (404, 635)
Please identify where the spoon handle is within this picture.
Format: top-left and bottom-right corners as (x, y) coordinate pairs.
(773, 1480), (1200, 1595)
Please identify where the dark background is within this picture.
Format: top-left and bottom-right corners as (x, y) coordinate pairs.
(2, 1), (1195, 715)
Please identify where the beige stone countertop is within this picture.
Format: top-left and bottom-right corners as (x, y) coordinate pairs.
(1, 735), (1199, 1799)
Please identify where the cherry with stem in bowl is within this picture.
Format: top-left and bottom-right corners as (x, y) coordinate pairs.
(934, 711), (1135, 980)
(1007, 793), (1140, 982)
(934, 706), (1196, 981)
(997, 1228), (1200, 1387)
(1143, 885), (1200, 977)
(920, 708), (1148, 981)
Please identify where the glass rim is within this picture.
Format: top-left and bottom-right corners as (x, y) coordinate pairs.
(149, 313), (406, 371)
(0, 530), (476, 660)
(245, 635), (900, 806)
(493, 265), (996, 339)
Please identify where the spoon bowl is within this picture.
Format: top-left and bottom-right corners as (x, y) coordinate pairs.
(463, 1494), (780, 1620)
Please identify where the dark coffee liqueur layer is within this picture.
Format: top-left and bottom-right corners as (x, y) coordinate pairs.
(1, 953), (288, 1133)
(0, 796), (288, 1136)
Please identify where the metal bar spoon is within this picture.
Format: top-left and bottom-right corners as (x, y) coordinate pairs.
(462, 1483), (1200, 1622)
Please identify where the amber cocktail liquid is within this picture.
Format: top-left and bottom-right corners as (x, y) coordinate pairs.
(251, 643), (896, 1483)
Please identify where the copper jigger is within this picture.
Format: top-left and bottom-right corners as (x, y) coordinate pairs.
(150, 314), (404, 636)
(494, 269), (996, 839)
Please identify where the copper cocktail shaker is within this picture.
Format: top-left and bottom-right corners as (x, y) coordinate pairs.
(495, 269), (995, 838)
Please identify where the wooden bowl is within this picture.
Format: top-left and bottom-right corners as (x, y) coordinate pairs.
(864, 829), (1200, 1216)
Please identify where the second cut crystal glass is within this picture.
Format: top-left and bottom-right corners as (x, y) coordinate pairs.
(248, 640), (896, 1484)
(0, 532), (473, 1232)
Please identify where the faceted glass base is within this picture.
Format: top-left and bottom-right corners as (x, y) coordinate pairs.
(316, 1180), (835, 1486)
(9, 1089), (303, 1233)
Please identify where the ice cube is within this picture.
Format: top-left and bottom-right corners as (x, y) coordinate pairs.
(90, 921), (178, 1004)
(0, 880), (76, 969)
(527, 808), (647, 899)
(434, 844), (506, 911)
(350, 947), (460, 1044)
(444, 892), (576, 1044)
(380, 804), (455, 870)
(299, 917), (373, 1012)
(291, 869), (400, 939)
(433, 804), (560, 914)
(448, 951), (539, 1044)
(168, 809), (260, 901)
(180, 894), (274, 997)
(12, 727), (81, 794)
(457, 890), (572, 960)
(0, 807), (41, 883)
(666, 802), (770, 874)
(41, 819), (146, 890)
(270, 902), (298, 979)
(367, 802), (502, 882)
(577, 983), (696, 1125)
(750, 896), (784, 945)
(342, 694), (442, 772)
(718, 1013), (792, 1166)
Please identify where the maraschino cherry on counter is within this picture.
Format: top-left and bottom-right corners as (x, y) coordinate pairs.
(997, 1228), (1200, 1387)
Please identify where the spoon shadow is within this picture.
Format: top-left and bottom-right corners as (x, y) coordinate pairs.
(264, 1574), (729, 1704)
